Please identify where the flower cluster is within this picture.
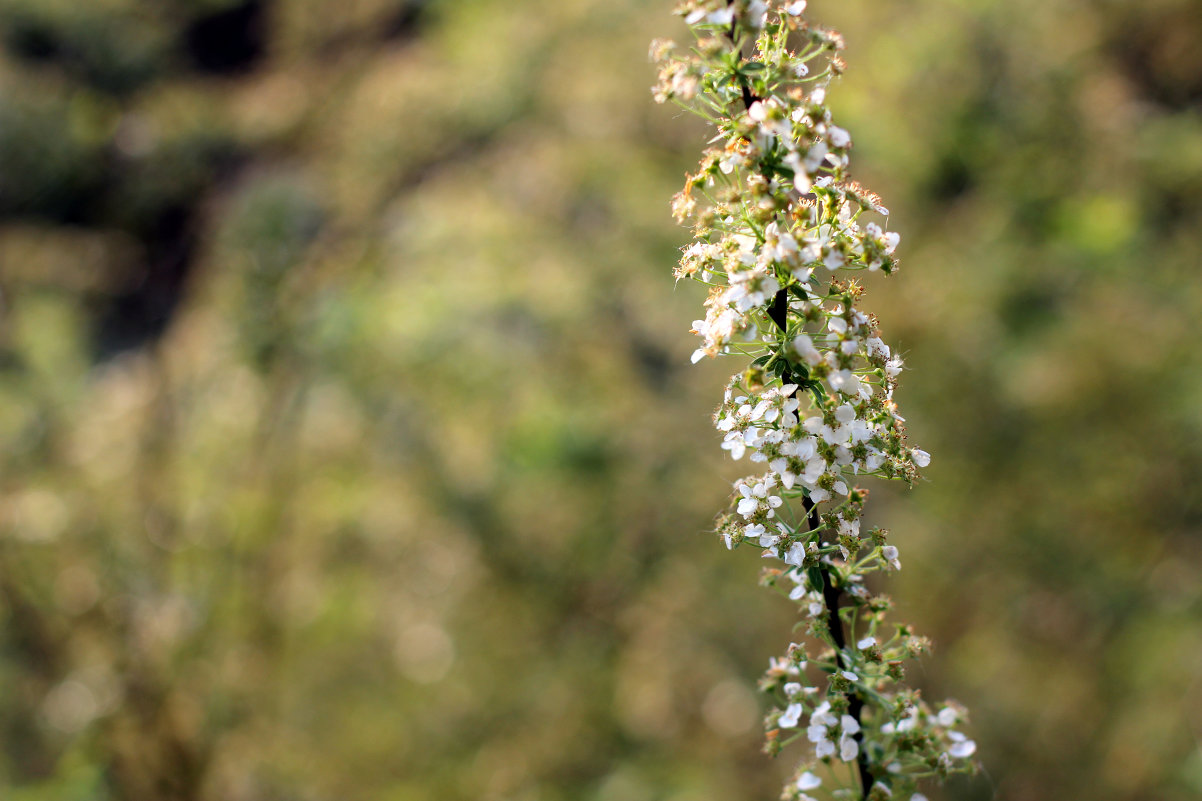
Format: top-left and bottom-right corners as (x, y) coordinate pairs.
(654, 2), (979, 799)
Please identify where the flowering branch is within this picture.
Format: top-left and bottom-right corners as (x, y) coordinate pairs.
(652, 3), (981, 799)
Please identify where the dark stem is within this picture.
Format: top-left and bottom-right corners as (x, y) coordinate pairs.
(809, 489), (870, 795)
(771, 290), (872, 794)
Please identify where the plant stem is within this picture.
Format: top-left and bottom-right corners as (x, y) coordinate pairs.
(769, 288), (871, 798)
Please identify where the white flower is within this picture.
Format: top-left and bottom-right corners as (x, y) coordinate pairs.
(881, 708), (919, 735)
(754, 384), (799, 423)
(841, 712), (860, 760)
(811, 701), (836, 726)
(779, 703), (804, 728)
(911, 448), (931, 467)
(947, 731), (976, 758)
(863, 446), (886, 472)
(768, 654), (800, 678)
(758, 525), (782, 547)
(857, 636), (876, 650)
(839, 733), (859, 762)
(726, 265), (780, 312)
(786, 436), (818, 461)
(797, 771), (821, 791)
(882, 545), (901, 570)
(691, 304), (744, 360)
(804, 140), (828, 173)
(798, 224), (846, 271)
(793, 334), (822, 366)
(706, 8), (734, 25)
(721, 431), (747, 460)
(782, 149), (812, 191)
(794, 456), (826, 488)
(783, 541), (805, 566)
(748, 97), (792, 140)
(828, 369), (862, 396)
(948, 740), (977, 758)
(746, 0), (769, 28)
(735, 476), (783, 519)
(687, 7), (734, 25)
(762, 222), (799, 265)
(846, 418), (873, 444)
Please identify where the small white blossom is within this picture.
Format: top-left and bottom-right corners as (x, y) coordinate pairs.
(797, 771), (821, 791)
(780, 703), (804, 728)
(866, 336), (890, 360)
(947, 731), (977, 759)
(948, 740), (977, 758)
(840, 733), (859, 762)
(748, 97), (792, 140)
(793, 334), (822, 366)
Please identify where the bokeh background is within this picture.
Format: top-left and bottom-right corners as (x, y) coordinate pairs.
(0, 0), (1200, 799)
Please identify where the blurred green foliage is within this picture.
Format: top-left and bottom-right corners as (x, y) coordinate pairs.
(0, 0), (1200, 799)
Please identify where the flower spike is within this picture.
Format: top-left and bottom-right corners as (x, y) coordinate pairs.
(653, 3), (980, 798)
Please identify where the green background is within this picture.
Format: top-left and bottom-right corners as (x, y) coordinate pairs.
(0, 0), (1199, 799)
